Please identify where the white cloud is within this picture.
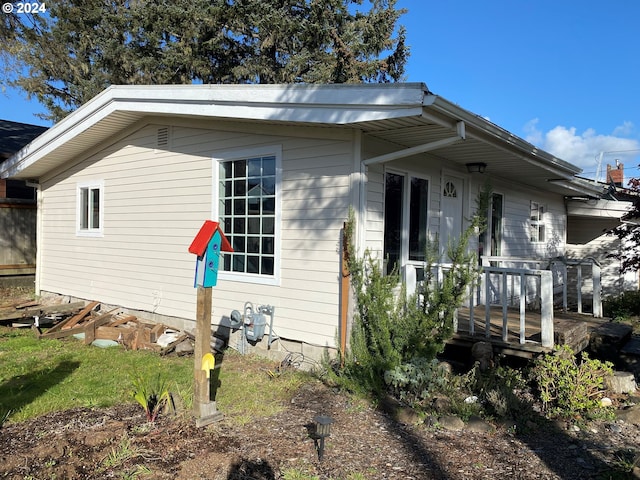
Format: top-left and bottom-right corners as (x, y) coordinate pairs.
(524, 120), (640, 180)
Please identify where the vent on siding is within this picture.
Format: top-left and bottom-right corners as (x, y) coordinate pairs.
(157, 127), (170, 149)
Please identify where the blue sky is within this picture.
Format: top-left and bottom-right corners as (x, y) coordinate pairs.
(2, 0), (639, 181)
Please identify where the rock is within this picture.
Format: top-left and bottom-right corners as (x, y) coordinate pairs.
(466, 416), (494, 433)
(616, 404), (640, 425)
(174, 339), (194, 355)
(606, 371), (637, 394)
(395, 406), (421, 426)
(431, 394), (452, 413)
(600, 397), (613, 407)
(471, 341), (494, 371)
(378, 395), (420, 425)
(439, 415), (464, 431)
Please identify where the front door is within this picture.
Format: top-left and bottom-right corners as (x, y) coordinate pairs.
(440, 175), (464, 258)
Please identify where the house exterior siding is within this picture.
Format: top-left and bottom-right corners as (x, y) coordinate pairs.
(38, 120), (355, 348)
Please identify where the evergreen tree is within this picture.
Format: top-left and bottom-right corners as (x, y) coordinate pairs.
(1, 0), (408, 122)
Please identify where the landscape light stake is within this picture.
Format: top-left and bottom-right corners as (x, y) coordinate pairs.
(313, 415), (334, 461)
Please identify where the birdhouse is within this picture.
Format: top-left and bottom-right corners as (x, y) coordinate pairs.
(188, 220), (233, 288)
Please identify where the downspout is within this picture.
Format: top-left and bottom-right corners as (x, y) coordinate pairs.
(362, 121), (466, 166)
(33, 181), (42, 296)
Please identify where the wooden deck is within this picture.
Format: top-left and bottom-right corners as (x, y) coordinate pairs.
(450, 305), (601, 358)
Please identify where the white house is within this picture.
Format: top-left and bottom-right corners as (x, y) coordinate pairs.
(1, 83), (611, 357)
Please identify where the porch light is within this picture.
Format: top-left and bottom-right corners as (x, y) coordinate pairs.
(312, 414), (334, 461)
(466, 162), (487, 174)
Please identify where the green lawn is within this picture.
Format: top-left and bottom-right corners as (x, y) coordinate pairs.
(0, 325), (309, 425)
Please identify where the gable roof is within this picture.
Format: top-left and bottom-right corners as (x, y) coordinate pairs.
(0, 83), (605, 197)
(0, 119), (48, 161)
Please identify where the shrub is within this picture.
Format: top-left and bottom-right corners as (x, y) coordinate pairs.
(603, 291), (640, 322)
(469, 363), (534, 422)
(530, 346), (614, 419)
(383, 357), (450, 405)
(338, 184), (489, 397)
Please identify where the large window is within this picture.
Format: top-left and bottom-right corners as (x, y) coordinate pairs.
(219, 154), (278, 279)
(77, 181), (103, 236)
(383, 172), (429, 274)
(478, 192), (504, 261)
(530, 201), (546, 243)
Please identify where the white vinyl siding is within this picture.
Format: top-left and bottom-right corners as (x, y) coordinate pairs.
(38, 121), (354, 348)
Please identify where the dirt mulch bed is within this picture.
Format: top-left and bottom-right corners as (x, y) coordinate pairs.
(2, 367), (640, 480)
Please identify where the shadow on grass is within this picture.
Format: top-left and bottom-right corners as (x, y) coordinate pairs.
(0, 360), (80, 421)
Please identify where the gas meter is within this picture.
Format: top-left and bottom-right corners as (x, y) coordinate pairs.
(243, 302), (266, 342)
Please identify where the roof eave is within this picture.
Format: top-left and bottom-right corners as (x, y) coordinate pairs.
(423, 95), (582, 177)
(1, 83), (430, 180)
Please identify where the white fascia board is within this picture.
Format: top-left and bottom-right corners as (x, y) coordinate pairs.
(567, 198), (634, 218)
(1, 83), (429, 179)
(1, 94), (120, 179)
(111, 82), (426, 123)
(109, 82), (428, 108)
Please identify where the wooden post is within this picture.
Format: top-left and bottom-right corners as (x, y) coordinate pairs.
(340, 223), (350, 366)
(194, 286), (221, 426)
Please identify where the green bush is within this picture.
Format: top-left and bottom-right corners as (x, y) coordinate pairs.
(469, 363), (534, 423)
(383, 357), (449, 405)
(530, 346), (614, 419)
(603, 291), (640, 321)
(338, 185), (488, 397)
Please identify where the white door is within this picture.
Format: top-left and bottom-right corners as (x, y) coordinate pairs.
(440, 175), (464, 258)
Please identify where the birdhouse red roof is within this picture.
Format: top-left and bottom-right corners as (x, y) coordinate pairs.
(188, 220), (233, 256)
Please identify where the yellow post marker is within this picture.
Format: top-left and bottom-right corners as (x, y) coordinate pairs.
(201, 353), (215, 378)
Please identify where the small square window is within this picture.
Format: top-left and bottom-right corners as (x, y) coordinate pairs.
(77, 182), (103, 236)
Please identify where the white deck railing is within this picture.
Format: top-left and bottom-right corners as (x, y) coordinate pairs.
(474, 265), (554, 347)
(403, 254), (602, 349)
(482, 256), (602, 318)
(403, 262), (554, 348)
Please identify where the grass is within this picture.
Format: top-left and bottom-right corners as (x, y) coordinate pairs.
(0, 325), (311, 425)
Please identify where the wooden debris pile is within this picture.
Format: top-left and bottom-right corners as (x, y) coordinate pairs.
(1, 298), (192, 355)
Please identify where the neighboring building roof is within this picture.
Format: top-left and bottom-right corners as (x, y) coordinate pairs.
(0, 83), (605, 198)
(0, 119), (48, 160)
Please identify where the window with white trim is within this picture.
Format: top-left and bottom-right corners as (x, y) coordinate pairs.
(77, 181), (103, 236)
(530, 201), (545, 243)
(383, 172), (429, 275)
(218, 154), (278, 279)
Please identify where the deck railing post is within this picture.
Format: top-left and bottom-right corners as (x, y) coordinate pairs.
(540, 270), (554, 348)
(485, 271), (491, 339)
(592, 261), (602, 317)
(519, 272), (526, 344)
(577, 265), (583, 314)
(502, 271), (508, 342)
(561, 262), (568, 312)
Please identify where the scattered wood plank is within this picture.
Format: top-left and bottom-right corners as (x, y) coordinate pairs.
(109, 314), (138, 327)
(19, 299), (192, 355)
(0, 302), (85, 323)
(62, 301), (100, 330)
(83, 308), (120, 345)
(15, 300), (40, 309)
